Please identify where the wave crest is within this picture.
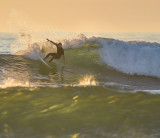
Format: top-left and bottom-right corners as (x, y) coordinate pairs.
(98, 38), (160, 77)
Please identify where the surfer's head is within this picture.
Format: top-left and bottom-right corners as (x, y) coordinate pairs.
(58, 43), (62, 47)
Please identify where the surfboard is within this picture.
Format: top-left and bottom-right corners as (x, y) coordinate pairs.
(39, 56), (51, 68)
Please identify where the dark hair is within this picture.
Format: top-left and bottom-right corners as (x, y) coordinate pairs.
(58, 43), (62, 46)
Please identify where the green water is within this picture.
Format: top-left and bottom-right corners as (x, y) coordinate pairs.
(0, 87), (160, 138)
(1, 33), (160, 138)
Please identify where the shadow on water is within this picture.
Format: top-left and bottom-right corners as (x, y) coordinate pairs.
(0, 54), (66, 86)
(49, 63), (65, 84)
(38, 61), (65, 84)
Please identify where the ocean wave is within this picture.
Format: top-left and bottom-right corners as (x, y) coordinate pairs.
(97, 38), (160, 78)
(10, 33), (160, 78)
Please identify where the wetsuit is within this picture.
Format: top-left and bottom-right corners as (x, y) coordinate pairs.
(51, 45), (64, 59)
(44, 40), (64, 62)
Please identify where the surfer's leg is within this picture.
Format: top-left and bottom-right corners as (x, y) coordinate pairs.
(49, 53), (58, 62)
(44, 53), (53, 60)
(49, 56), (55, 62)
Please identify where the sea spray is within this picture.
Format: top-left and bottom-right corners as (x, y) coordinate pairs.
(79, 75), (99, 86)
(97, 38), (160, 78)
(0, 78), (32, 88)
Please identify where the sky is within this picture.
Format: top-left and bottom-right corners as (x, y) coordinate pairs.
(1, 0), (160, 32)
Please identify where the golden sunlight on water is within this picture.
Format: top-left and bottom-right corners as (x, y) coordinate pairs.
(0, 78), (32, 88)
(79, 75), (98, 86)
(71, 133), (80, 138)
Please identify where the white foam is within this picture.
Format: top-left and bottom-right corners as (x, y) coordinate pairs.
(97, 38), (160, 78)
(15, 43), (41, 60)
(0, 78), (33, 88)
(140, 90), (160, 94)
(62, 34), (88, 49)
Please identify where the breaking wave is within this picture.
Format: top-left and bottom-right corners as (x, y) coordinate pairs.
(12, 33), (160, 78)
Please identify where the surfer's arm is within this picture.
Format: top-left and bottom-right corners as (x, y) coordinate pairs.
(46, 39), (58, 46)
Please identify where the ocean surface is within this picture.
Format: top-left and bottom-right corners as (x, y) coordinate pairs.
(0, 32), (160, 138)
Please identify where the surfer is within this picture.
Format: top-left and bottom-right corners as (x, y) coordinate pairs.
(44, 39), (65, 64)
